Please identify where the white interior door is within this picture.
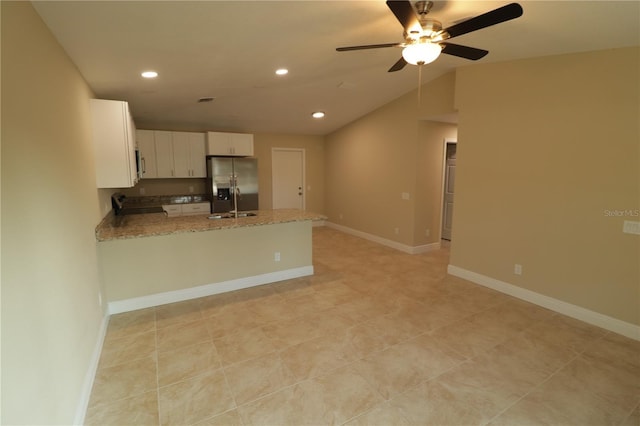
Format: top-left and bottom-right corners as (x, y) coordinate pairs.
(272, 148), (304, 210)
(442, 143), (456, 240)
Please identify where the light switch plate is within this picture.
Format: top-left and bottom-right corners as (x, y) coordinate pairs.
(623, 220), (640, 235)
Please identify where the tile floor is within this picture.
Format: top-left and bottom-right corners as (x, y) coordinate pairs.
(86, 227), (640, 425)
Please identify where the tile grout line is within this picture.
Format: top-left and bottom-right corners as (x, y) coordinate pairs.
(202, 301), (244, 425)
(619, 400), (640, 425)
(153, 308), (161, 426)
(479, 345), (583, 425)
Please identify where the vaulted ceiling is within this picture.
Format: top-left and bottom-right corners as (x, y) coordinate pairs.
(33, 1), (640, 135)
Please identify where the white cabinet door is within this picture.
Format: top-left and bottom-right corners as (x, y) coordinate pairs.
(154, 131), (174, 178)
(162, 205), (182, 217)
(90, 99), (138, 188)
(207, 132), (253, 156)
(181, 202), (210, 215)
(162, 202), (210, 216)
(138, 130), (206, 179)
(207, 132), (232, 155)
(232, 133), (254, 156)
(136, 129), (158, 178)
(189, 132), (206, 177)
(171, 132), (206, 177)
(171, 132), (191, 178)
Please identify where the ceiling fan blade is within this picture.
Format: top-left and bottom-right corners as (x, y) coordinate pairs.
(336, 43), (401, 52)
(386, 0), (421, 34)
(443, 3), (523, 40)
(441, 43), (488, 60)
(388, 57), (407, 72)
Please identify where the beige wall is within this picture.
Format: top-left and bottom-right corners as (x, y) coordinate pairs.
(324, 73), (457, 246)
(99, 221), (312, 302)
(1, 2), (105, 424)
(254, 133), (325, 213)
(451, 47), (640, 326)
(119, 132), (326, 214)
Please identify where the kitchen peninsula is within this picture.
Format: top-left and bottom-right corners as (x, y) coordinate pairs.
(96, 209), (325, 314)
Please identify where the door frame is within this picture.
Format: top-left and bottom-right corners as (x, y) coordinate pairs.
(271, 147), (306, 210)
(439, 138), (457, 240)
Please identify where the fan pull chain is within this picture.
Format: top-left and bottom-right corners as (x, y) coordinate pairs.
(418, 64), (423, 106)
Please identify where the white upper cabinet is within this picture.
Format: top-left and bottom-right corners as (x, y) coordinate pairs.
(172, 132), (206, 177)
(136, 129), (157, 178)
(90, 99), (138, 188)
(154, 131), (174, 178)
(188, 132), (206, 177)
(172, 132), (190, 177)
(207, 132), (254, 156)
(138, 130), (206, 179)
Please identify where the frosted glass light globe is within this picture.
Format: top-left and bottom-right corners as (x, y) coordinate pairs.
(402, 43), (441, 65)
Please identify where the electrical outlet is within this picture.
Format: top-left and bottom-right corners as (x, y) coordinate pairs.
(339, 213), (343, 220)
(394, 227), (400, 235)
(425, 229), (430, 237)
(274, 252), (281, 262)
(189, 186), (194, 193)
(139, 187), (146, 195)
(514, 264), (522, 275)
(401, 192), (410, 200)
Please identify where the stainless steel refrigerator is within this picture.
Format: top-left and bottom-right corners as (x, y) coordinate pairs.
(206, 156), (258, 213)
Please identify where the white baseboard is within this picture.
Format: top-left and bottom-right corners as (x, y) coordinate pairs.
(326, 222), (440, 255)
(448, 264), (640, 341)
(412, 242), (442, 254)
(108, 265), (314, 315)
(74, 313), (109, 425)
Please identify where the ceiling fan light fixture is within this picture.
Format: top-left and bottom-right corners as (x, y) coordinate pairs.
(401, 42), (441, 65)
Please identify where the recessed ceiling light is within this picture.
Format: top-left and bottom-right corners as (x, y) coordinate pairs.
(275, 68), (289, 76)
(197, 97), (215, 103)
(141, 71), (158, 78)
(311, 111), (325, 119)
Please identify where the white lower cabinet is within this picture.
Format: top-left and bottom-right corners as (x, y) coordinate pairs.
(181, 202), (210, 215)
(162, 202), (210, 217)
(162, 205), (182, 217)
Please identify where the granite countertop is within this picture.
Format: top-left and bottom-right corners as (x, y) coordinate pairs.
(95, 209), (326, 242)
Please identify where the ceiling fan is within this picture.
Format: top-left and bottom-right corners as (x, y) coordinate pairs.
(336, 1), (523, 72)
